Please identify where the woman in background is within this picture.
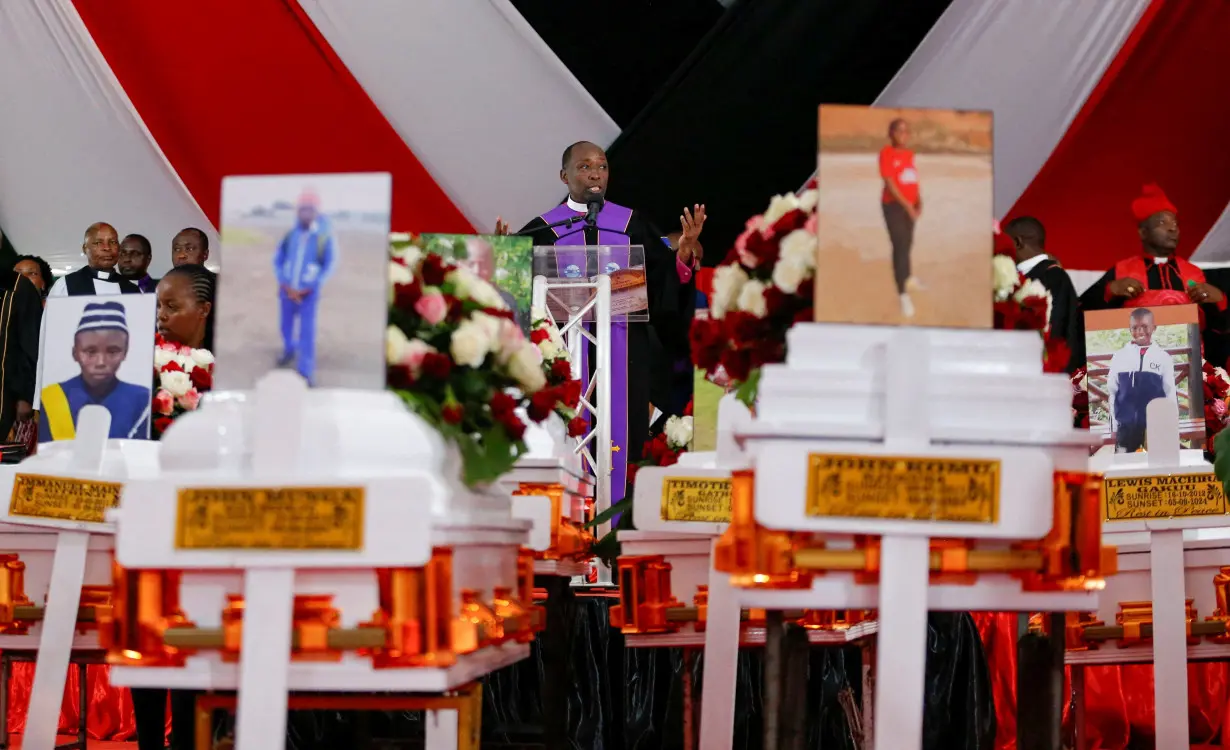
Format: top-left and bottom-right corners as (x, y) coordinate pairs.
(13, 255), (54, 303)
(131, 263), (214, 750)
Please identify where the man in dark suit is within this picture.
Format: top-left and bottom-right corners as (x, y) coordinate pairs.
(1004, 216), (1084, 372)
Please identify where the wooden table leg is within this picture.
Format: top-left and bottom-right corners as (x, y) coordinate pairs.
(457, 682), (483, 750)
(195, 694), (213, 750)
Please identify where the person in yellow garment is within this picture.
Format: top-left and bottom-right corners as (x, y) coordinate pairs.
(38, 300), (150, 442)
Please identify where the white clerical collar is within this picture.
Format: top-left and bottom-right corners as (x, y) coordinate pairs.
(1016, 254), (1049, 275)
(1151, 255), (1172, 265)
(566, 197), (588, 213)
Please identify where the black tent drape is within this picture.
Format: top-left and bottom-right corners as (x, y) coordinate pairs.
(604, 0), (952, 262)
(509, 0), (726, 128)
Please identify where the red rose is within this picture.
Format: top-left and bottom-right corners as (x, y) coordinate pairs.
(161, 360), (184, 373)
(750, 338), (783, 368)
(567, 414), (588, 436)
(421, 352), (453, 380)
(387, 364), (415, 389)
(626, 463), (639, 485)
(792, 307), (814, 324)
(660, 449), (680, 467)
(154, 416), (174, 435)
(763, 285), (789, 318)
(795, 277), (814, 303)
(645, 434), (670, 463)
(550, 358), (572, 382)
(528, 389), (558, 422)
(441, 402), (465, 424)
(726, 311), (767, 342)
(421, 254), (449, 286)
(684, 400), (693, 417)
(483, 307), (516, 321)
(490, 391), (517, 418)
(769, 208), (808, 236)
(744, 231), (780, 268)
(445, 295), (465, 323)
(1043, 337), (1071, 375)
(721, 347), (753, 383)
(531, 328), (550, 344)
(189, 366), (212, 391)
(500, 412), (527, 440)
(560, 379), (582, 409)
(393, 278), (423, 310)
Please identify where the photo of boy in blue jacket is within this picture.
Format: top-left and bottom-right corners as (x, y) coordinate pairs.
(1107, 307), (1175, 453)
(274, 190), (337, 385)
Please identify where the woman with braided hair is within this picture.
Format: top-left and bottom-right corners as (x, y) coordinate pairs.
(132, 262), (215, 750)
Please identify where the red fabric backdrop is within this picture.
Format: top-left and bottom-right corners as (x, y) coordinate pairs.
(70, 0), (472, 236)
(1006, 0), (1230, 272)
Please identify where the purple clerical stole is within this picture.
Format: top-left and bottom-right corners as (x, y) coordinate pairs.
(538, 200), (634, 516)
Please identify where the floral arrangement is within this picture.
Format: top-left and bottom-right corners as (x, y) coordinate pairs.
(528, 306), (587, 437)
(1202, 362), (1230, 448)
(991, 249), (1070, 373)
(152, 334), (214, 438)
(689, 191), (818, 404)
(387, 234), (582, 486)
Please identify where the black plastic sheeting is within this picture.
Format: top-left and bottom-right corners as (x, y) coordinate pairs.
(212, 598), (995, 749)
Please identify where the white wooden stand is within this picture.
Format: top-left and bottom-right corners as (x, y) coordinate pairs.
(1072, 399), (1230, 749)
(108, 372), (533, 750)
(699, 325), (1101, 750)
(532, 271), (612, 584)
(0, 407), (158, 750)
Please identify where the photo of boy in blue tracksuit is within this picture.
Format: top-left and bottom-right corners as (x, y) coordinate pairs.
(274, 191), (337, 385)
(1107, 308), (1175, 453)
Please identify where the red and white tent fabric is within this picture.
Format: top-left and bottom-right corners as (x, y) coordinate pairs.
(0, 0), (617, 276)
(2, 0), (1229, 278)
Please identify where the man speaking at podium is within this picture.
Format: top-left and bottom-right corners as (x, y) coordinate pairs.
(496, 140), (704, 477)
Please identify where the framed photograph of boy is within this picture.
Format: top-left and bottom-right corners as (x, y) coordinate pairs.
(38, 295), (157, 443)
(1083, 304), (1204, 455)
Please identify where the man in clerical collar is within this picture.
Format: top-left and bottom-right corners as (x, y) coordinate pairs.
(39, 300), (150, 442)
(1079, 184), (1225, 322)
(1004, 216), (1084, 372)
(118, 233), (157, 293)
(48, 223), (141, 298)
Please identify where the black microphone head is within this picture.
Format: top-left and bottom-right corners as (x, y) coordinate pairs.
(585, 193), (605, 208)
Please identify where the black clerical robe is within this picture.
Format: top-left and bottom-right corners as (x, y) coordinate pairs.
(0, 272), (42, 439)
(518, 207), (695, 466)
(1023, 257), (1084, 373)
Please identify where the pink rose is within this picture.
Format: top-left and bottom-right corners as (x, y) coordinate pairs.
(153, 389), (175, 416)
(415, 291), (448, 325)
(400, 339), (434, 376)
(176, 388), (201, 411)
(804, 212), (818, 234)
(158, 340), (178, 352)
(1215, 400), (1227, 417)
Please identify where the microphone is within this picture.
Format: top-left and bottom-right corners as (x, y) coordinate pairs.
(584, 194), (604, 226)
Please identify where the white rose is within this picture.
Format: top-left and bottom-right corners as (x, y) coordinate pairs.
(711, 264), (749, 320)
(1217, 367), (1230, 384)
(390, 232), (413, 243)
(664, 415), (694, 450)
(471, 311), (504, 343)
(190, 348), (215, 368)
(778, 229), (816, 270)
(992, 254), (1019, 302)
(797, 189), (819, 213)
(389, 261), (414, 286)
(772, 260), (807, 294)
(450, 319), (491, 368)
(539, 338), (560, 360)
(154, 347), (176, 369)
(159, 370), (191, 397)
(173, 354), (194, 371)
(736, 279), (768, 318)
(761, 193), (801, 227)
(508, 343), (547, 393)
(450, 267), (506, 309)
(386, 325), (410, 363)
(1014, 279), (1053, 333)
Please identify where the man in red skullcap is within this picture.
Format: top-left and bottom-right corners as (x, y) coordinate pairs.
(1079, 184), (1226, 324)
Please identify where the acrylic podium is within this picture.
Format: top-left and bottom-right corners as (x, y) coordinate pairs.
(101, 372), (538, 750)
(698, 324), (1113, 750)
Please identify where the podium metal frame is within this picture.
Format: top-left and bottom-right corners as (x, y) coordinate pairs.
(532, 274), (613, 585)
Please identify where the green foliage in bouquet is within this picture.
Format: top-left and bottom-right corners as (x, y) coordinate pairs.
(386, 234), (581, 487)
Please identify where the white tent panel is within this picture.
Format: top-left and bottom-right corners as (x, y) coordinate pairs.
(0, 0), (215, 276)
(300, 0), (621, 233)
